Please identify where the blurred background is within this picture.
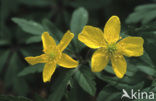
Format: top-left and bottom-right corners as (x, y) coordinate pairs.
(0, 0), (156, 101)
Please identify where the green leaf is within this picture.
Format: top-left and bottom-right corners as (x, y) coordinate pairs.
(0, 50), (10, 72)
(18, 64), (44, 77)
(13, 78), (29, 96)
(97, 86), (120, 101)
(139, 51), (154, 67)
(34, 94), (46, 101)
(12, 18), (44, 35)
(135, 4), (156, 12)
(136, 65), (156, 76)
(69, 7), (88, 53)
(42, 19), (63, 41)
(26, 36), (41, 44)
(152, 80), (156, 88)
(0, 39), (10, 45)
(126, 4), (156, 24)
(66, 78), (91, 101)
(4, 52), (20, 87)
(4, 52), (28, 95)
(95, 71), (144, 90)
(104, 63), (137, 77)
(48, 70), (75, 101)
(74, 67), (96, 96)
(0, 95), (32, 101)
(70, 7), (88, 35)
(104, 65), (114, 74)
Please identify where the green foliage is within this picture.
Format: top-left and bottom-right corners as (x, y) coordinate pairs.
(42, 19), (63, 41)
(0, 50), (10, 72)
(137, 65), (156, 76)
(70, 7), (88, 53)
(12, 18), (44, 35)
(126, 4), (156, 24)
(4, 53), (29, 96)
(48, 70), (75, 101)
(70, 7), (88, 35)
(26, 36), (41, 44)
(18, 64), (44, 77)
(0, 95), (32, 101)
(97, 86), (121, 101)
(1, 0), (156, 101)
(74, 67), (96, 96)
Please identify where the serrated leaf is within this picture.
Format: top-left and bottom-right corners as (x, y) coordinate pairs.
(74, 67), (96, 96)
(70, 7), (88, 35)
(95, 71), (145, 91)
(48, 70), (75, 101)
(135, 4), (156, 12)
(18, 64), (44, 77)
(126, 4), (156, 24)
(12, 18), (44, 35)
(137, 65), (156, 76)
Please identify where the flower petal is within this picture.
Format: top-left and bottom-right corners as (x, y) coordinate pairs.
(25, 54), (48, 65)
(43, 62), (56, 82)
(78, 25), (106, 49)
(111, 54), (127, 78)
(91, 48), (109, 72)
(117, 37), (144, 57)
(104, 16), (121, 43)
(41, 32), (56, 53)
(57, 30), (74, 52)
(57, 53), (78, 68)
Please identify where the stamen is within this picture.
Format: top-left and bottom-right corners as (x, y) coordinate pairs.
(107, 43), (117, 55)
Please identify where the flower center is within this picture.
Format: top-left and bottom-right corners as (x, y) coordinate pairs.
(47, 48), (62, 62)
(49, 52), (55, 61)
(107, 43), (117, 55)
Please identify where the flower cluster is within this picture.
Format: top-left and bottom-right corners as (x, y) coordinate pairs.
(25, 16), (144, 82)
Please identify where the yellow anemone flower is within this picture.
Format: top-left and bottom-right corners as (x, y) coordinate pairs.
(78, 16), (144, 78)
(25, 31), (78, 82)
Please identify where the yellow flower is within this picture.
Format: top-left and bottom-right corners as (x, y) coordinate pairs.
(78, 16), (144, 78)
(25, 31), (78, 82)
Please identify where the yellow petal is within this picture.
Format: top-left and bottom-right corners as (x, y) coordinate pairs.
(104, 16), (121, 43)
(57, 30), (74, 52)
(25, 54), (48, 65)
(57, 53), (78, 68)
(117, 37), (144, 57)
(41, 32), (56, 53)
(91, 48), (109, 72)
(78, 25), (106, 49)
(43, 62), (56, 82)
(111, 54), (127, 78)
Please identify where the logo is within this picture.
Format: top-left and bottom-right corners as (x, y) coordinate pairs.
(121, 89), (155, 100)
